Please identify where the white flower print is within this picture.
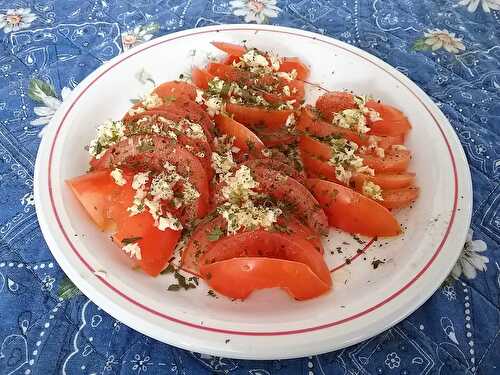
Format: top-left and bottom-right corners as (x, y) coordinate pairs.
(385, 352), (401, 369)
(0, 8), (37, 34)
(419, 29), (466, 54)
(441, 284), (457, 301)
(41, 275), (55, 292)
(20, 192), (35, 206)
(458, 0), (500, 12)
(131, 353), (153, 373)
(230, 0), (281, 24)
(28, 79), (72, 137)
(121, 23), (160, 51)
(452, 229), (489, 280)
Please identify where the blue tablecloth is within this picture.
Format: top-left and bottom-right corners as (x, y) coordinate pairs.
(0, 1), (499, 374)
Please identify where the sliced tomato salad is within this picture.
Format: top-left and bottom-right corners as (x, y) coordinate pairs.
(68, 43), (420, 301)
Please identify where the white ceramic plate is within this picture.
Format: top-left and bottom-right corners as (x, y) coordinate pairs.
(34, 25), (472, 360)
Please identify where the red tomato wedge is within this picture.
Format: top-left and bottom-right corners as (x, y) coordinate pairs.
(67, 170), (133, 231)
(375, 134), (405, 150)
(243, 158), (306, 183)
(251, 167), (329, 235)
(252, 126), (297, 147)
(222, 54), (241, 65)
(211, 41), (246, 57)
(153, 81), (197, 101)
(199, 225), (331, 286)
(226, 102), (293, 130)
(306, 179), (401, 237)
(113, 212), (182, 276)
(181, 215), (227, 276)
(352, 172), (416, 190)
(297, 106), (367, 145)
(191, 67), (214, 90)
(93, 135), (209, 221)
(301, 153), (342, 184)
(316, 92), (357, 121)
(279, 57), (310, 80)
(214, 114), (264, 154)
(361, 149), (411, 173)
(380, 186), (420, 209)
(260, 79), (305, 106)
(200, 258), (330, 300)
(298, 135), (332, 161)
(366, 100), (411, 136)
(207, 62), (252, 84)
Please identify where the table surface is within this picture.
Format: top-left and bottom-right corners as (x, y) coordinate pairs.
(0, 0), (499, 374)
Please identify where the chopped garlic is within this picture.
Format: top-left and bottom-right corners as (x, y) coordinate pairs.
(261, 148), (272, 158)
(158, 212), (183, 231)
(88, 120), (125, 159)
(333, 109), (370, 134)
(276, 69), (297, 81)
(392, 144), (407, 151)
(127, 107), (146, 116)
(212, 151), (236, 176)
(182, 181), (200, 205)
(285, 113), (296, 129)
(181, 120), (206, 140)
(362, 180), (384, 201)
(110, 168), (126, 186)
(268, 53), (281, 71)
(132, 171), (150, 190)
(122, 242), (142, 260)
(326, 138), (366, 184)
(141, 92), (163, 109)
(282, 85), (291, 96)
(221, 165), (259, 205)
(205, 96), (223, 117)
(241, 49), (269, 68)
(353, 95), (382, 122)
(195, 89), (204, 104)
(218, 201), (282, 235)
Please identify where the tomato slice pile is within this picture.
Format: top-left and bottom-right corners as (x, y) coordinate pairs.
(67, 42), (420, 301)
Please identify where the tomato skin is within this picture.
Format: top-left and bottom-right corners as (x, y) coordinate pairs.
(214, 114), (264, 154)
(375, 134), (405, 150)
(211, 41), (246, 57)
(352, 172), (415, 190)
(279, 57), (310, 80)
(67, 170), (133, 230)
(260, 79), (305, 106)
(316, 92), (357, 121)
(191, 67), (214, 90)
(243, 158), (306, 183)
(298, 135), (333, 161)
(366, 100), (411, 137)
(361, 149), (411, 173)
(199, 225), (330, 285)
(153, 81), (197, 101)
(252, 126), (297, 147)
(113, 212), (181, 276)
(301, 153), (343, 184)
(297, 106), (367, 145)
(181, 215), (226, 276)
(207, 62), (251, 84)
(200, 257), (330, 300)
(306, 178), (401, 237)
(226, 102), (293, 130)
(380, 186), (420, 209)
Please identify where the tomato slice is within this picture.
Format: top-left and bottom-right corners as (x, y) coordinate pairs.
(375, 134), (405, 150)
(181, 215), (226, 276)
(153, 81), (197, 101)
(225, 102), (293, 130)
(301, 153), (343, 184)
(306, 178), (401, 237)
(316, 92), (357, 121)
(279, 57), (310, 80)
(93, 135), (209, 221)
(112, 212), (181, 276)
(67, 170), (133, 230)
(380, 186), (420, 209)
(361, 149), (411, 173)
(243, 158), (306, 183)
(214, 114), (264, 154)
(222, 55), (241, 65)
(366, 101), (411, 136)
(211, 41), (246, 57)
(252, 126), (297, 147)
(297, 106), (367, 145)
(191, 67), (214, 90)
(207, 62), (252, 84)
(298, 135), (332, 161)
(199, 224), (331, 286)
(200, 258), (330, 300)
(352, 172), (415, 190)
(260, 79), (305, 106)
(251, 166), (329, 235)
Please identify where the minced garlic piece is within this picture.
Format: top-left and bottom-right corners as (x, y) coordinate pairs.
(205, 96), (223, 117)
(333, 109), (370, 134)
(128, 107), (146, 116)
(392, 144), (407, 151)
(218, 200), (282, 235)
(276, 69), (297, 81)
(141, 92), (163, 109)
(158, 212), (183, 231)
(285, 113), (296, 129)
(221, 165), (259, 205)
(195, 89), (204, 104)
(326, 138), (366, 184)
(122, 242), (142, 260)
(110, 168), (126, 186)
(268, 53), (281, 71)
(181, 120), (206, 140)
(182, 181), (200, 205)
(88, 120), (125, 159)
(132, 171), (150, 190)
(241, 49), (269, 68)
(362, 180), (384, 201)
(282, 85), (291, 96)
(353, 95), (382, 122)
(212, 151), (235, 176)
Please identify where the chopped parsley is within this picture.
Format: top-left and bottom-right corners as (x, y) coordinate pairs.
(207, 226), (224, 241)
(121, 236), (142, 245)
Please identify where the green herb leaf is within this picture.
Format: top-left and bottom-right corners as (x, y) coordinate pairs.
(412, 38), (428, 51)
(160, 263), (175, 274)
(167, 284), (181, 291)
(270, 224), (292, 234)
(207, 289), (217, 298)
(207, 226), (224, 241)
(57, 275), (82, 300)
(137, 139), (155, 153)
(28, 79), (56, 103)
(121, 236), (143, 245)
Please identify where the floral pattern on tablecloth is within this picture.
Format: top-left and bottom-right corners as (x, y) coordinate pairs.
(0, 1), (499, 374)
